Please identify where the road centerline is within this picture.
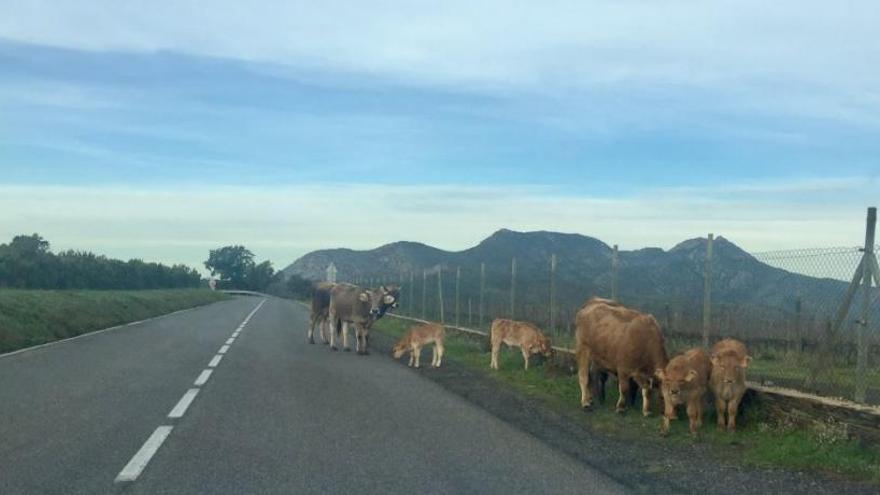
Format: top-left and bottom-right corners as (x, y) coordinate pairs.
(168, 389), (200, 418)
(115, 426), (174, 483)
(194, 369), (213, 387)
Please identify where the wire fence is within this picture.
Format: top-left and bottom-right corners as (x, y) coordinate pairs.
(343, 210), (880, 405)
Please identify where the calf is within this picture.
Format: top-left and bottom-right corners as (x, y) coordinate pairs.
(575, 298), (668, 415)
(308, 282), (334, 344)
(655, 347), (711, 437)
(490, 319), (552, 371)
(709, 338), (751, 432)
(392, 323), (445, 368)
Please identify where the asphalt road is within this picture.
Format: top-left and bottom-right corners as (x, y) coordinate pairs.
(0, 296), (626, 494)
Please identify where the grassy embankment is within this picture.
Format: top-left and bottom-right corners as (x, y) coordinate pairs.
(373, 316), (880, 482)
(0, 289), (230, 354)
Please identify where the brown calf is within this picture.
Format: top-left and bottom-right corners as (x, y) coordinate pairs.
(490, 319), (552, 371)
(392, 323), (445, 368)
(656, 347), (711, 437)
(709, 338), (751, 432)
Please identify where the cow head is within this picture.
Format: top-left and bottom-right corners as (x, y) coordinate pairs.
(655, 366), (698, 404)
(711, 353), (751, 385)
(534, 333), (553, 357)
(392, 340), (409, 359)
(357, 289), (384, 317)
(377, 285), (401, 316)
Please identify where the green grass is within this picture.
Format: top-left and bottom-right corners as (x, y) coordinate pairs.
(0, 288), (230, 353)
(374, 317), (880, 482)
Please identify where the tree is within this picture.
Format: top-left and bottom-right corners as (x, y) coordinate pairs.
(246, 260), (275, 291)
(286, 274), (314, 299)
(204, 245), (255, 288)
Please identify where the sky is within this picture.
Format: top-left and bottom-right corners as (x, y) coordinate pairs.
(1, 1), (878, 272)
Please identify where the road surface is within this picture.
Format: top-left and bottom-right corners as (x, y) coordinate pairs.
(0, 296), (626, 494)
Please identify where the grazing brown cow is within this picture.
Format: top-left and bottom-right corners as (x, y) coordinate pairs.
(308, 282), (334, 344)
(575, 298), (668, 415)
(392, 323), (445, 368)
(490, 319), (552, 371)
(656, 347), (711, 437)
(709, 338), (751, 432)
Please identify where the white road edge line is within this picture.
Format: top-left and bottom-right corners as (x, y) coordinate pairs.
(115, 426), (174, 482)
(168, 389), (200, 418)
(194, 369), (213, 387)
(218, 345), (230, 354)
(208, 354), (223, 367)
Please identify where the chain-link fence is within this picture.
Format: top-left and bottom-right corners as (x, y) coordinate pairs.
(345, 209), (880, 405)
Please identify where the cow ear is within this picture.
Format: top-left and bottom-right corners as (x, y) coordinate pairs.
(383, 294), (395, 304)
(710, 355), (720, 367)
(358, 292), (369, 302)
(654, 369), (666, 381)
(741, 356), (752, 368)
(685, 369), (698, 382)
(380, 285), (388, 293)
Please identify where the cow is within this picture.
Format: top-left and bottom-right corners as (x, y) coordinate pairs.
(328, 283), (400, 355)
(655, 347), (711, 437)
(709, 338), (751, 432)
(308, 282), (334, 344)
(392, 323), (445, 368)
(489, 319), (552, 371)
(575, 298), (668, 416)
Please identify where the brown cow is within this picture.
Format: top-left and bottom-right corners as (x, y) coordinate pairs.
(490, 319), (552, 371)
(656, 347), (711, 437)
(709, 338), (751, 432)
(328, 283), (401, 355)
(308, 282), (334, 344)
(392, 323), (445, 368)
(575, 298), (668, 415)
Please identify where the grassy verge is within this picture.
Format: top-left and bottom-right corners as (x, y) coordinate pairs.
(374, 316), (880, 482)
(0, 289), (230, 353)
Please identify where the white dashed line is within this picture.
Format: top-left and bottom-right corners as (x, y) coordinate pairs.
(225, 338), (235, 345)
(208, 354), (223, 367)
(218, 345), (230, 354)
(194, 369), (213, 387)
(168, 388), (200, 418)
(115, 426), (173, 482)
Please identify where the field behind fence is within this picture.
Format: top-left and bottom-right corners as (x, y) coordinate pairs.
(345, 208), (880, 405)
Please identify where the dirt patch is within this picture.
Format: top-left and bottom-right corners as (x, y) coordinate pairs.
(370, 331), (879, 495)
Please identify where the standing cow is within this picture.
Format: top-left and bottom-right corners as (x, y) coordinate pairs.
(575, 298), (668, 415)
(656, 347), (711, 437)
(328, 283), (400, 355)
(709, 338), (751, 432)
(308, 282), (334, 344)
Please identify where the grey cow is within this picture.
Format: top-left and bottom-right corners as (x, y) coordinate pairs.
(328, 283), (400, 354)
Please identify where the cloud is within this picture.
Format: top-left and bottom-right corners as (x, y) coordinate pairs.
(0, 180), (873, 274)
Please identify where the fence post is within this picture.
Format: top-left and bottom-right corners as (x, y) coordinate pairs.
(702, 233), (714, 349)
(794, 294), (803, 354)
(549, 254), (557, 332)
(664, 303), (672, 332)
(438, 268), (445, 323)
(468, 297), (473, 327)
(455, 266), (461, 327)
(421, 269), (427, 320)
(409, 271), (414, 317)
(611, 244), (619, 301)
(510, 257), (517, 319)
(479, 262), (486, 328)
(856, 207), (877, 403)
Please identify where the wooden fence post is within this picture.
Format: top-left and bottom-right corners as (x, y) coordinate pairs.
(409, 271), (414, 317)
(856, 207), (877, 403)
(437, 268), (445, 323)
(549, 254), (557, 331)
(611, 244), (619, 301)
(479, 262), (486, 328)
(455, 266), (461, 327)
(421, 269), (427, 320)
(510, 257), (517, 319)
(702, 233), (714, 349)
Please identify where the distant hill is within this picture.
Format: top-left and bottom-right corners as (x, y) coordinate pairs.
(284, 229), (852, 334)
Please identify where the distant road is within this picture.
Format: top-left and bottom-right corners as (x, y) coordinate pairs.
(0, 296), (625, 494)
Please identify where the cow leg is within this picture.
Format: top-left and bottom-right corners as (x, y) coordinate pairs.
(361, 328), (371, 355)
(408, 346), (415, 367)
(328, 312), (339, 351)
(616, 372), (631, 413)
(308, 315), (316, 344)
(726, 396), (741, 432)
(633, 376), (652, 417)
(521, 347), (530, 371)
(687, 400), (702, 438)
(413, 344), (422, 368)
(715, 398), (727, 430)
(435, 341), (445, 368)
(342, 321), (351, 352)
(578, 349), (593, 409)
(490, 340), (502, 370)
(431, 345), (438, 367)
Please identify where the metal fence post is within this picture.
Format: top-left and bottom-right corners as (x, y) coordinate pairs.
(455, 266), (461, 327)
(438, 268), (445, 323)
(510, 257), (517, 319)
(611, 244), (619, 301)
(702, 233), (714, 349)
(421, 269), (427, 320)
(479, 262), (485, 328)
(856, 207), (877, 403)
(549, 254), (557, 331)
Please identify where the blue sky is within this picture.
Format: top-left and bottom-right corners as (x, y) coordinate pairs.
(1, 1), (878, 270)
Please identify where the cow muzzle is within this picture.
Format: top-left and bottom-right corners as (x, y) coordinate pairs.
(370, 308), (380, 315)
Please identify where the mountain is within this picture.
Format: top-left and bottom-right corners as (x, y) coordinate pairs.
(284, 229), (853, 334)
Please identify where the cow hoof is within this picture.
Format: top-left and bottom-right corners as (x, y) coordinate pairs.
(660, 430), (670, 437)
(362, 350), (370, 356)
(615, 408), (627, 415)
(343, 348), (351, 352)
(330, 346), (338, 352)
(308, 339), (315, 345)
(322, 341), (329, 346)
(581, 403), (593, 412)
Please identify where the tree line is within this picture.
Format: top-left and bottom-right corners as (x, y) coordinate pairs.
(204, 245), (312, 299)
(0, 234), (202, 289)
